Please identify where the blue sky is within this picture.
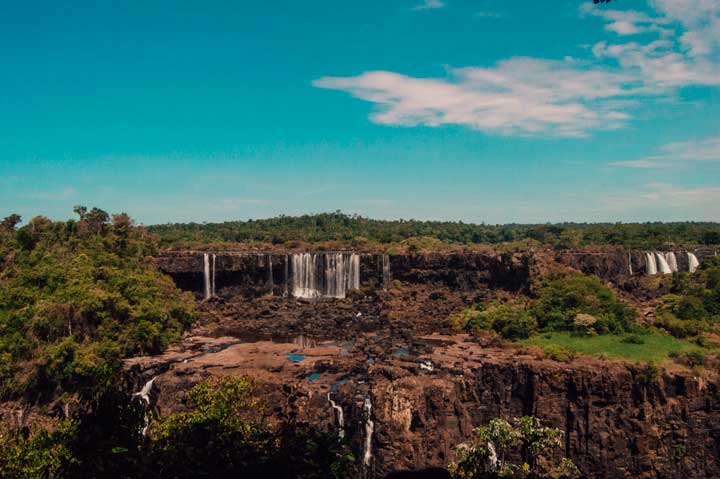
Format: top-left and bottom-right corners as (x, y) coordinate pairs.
(1, 0), (719, 224)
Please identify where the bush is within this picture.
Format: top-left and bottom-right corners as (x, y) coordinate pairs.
(532, 274), (636, 334)
(543, 345), (575, 363)
(463, 304), (537, 340)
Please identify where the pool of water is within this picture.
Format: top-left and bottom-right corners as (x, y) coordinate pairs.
(308, 373), (322, 381)
(286, 353), (306, 362)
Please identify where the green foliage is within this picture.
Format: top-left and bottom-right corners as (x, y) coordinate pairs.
(147, 212), (720, 249)
(638, 362), (660, 386)
(462, 304), (537, 340)
(657, 258), (720, 338)
(0, 421), (79, 479)
(531, 274), (636, 334)
(0, 208), (196, 399)
(542, 345), (575, 363)
(146, 376), (356, 479)
(449, 416), (579, 479)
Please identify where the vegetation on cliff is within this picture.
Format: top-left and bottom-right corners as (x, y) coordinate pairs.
(148, 211), (720, 250)
(449, 416), (579, 479)
(0, 208), (196, 400)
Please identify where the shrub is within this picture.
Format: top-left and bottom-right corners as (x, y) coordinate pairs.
(638, 362), (659, 386)
(532, 274), (636, 334)
(464, 304), (537, 340)
(543, 345), (575, 363)
(449, 416), (579, 479)
(621, 334), (645, 345)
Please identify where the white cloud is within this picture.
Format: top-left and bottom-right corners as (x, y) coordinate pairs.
(589, 0), (720, 90)
(412, 0), (444, 11)
(315, 1), (720, 138)
(610, 137), (720, 168)
(314, 57), (639, 137)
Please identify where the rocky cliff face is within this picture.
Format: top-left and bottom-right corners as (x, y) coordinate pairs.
(126, 333), (720, 479)
(154, 251), (531, 299)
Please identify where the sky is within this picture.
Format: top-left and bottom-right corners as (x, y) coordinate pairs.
(1, 0), (719, 225)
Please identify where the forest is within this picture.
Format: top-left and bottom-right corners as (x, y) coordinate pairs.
(148, 211), (720, 249)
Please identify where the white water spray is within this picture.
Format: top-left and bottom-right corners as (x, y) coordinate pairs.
(688, 252), (700, 273)
(645, 252), (657, 275)
(363, 396), (374, 466)
(203, 253), (216, 299)
(656, 252), (672, 275)
(133, 377), (156, 436)
(382, 255), (391, 291)
(291, 253), (360, 299)
(628, 253), (633, 276)
(665, 252), (678, 273)
(327, 393), (345, 439)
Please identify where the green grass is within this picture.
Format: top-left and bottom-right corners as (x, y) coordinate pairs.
(521, 331), (709, 363)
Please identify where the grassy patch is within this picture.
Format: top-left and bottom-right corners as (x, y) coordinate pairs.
(521, 331), (709, 363)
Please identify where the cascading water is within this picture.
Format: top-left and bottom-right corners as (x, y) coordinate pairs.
(203, 253), (216, 299)
(645, 252), (657, 275)
(283, 254), (289, 297)
(382, 254), (390, 291)
(362, 396), (374, 467)
(628, 253), (633, 276)
(267, 254), (274, 295)
(291, 253), (360, 299)
(133, 377), (156, 436)
(655, 252), (672, 275)
(327, 393), (345, 439)
(688, 252), (700, 273)
(665, 252), (678, 273)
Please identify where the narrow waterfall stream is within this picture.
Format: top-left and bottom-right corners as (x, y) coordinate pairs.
(655, 252), (672, 274)
(688, 252), (700, 273)
(133, 377), (157, 436)
(327, 393), (345, 439)
(665, 252), (678, 273)
(203, 253), (216, 299)
(645, 252), (657, 275)
(363, 396), (374, 467)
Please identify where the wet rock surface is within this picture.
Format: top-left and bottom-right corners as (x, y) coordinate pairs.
(125, 286), (720, 479)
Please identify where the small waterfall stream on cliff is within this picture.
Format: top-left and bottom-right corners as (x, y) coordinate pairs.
(291, 253), (360, 299)
(665, 252), (679, 273)
(133, 377), (156, 436)
(382, 255), (390, 291)
(327, 393), (345, 439)
(645, 252), (657, 275)
(362, 396), (374, 466)
(688, 252), (700, 273)
(656, 252), (672, 275)
(203, 253), (216, 299)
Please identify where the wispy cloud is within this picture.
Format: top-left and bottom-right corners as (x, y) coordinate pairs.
(475, 11), (503, 19)
(412, 0), (444, 11)
(315, 1), (720, 138)
(610, 136), (720, 168)
(314, 57), (637, 138)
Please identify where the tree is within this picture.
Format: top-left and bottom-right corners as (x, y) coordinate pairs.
(449, 416), (579, 479)
(1, 214), (21, 232)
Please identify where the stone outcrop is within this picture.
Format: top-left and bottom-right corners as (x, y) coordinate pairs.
(154, 251), (532, 299)
(126, 333), (720, 479)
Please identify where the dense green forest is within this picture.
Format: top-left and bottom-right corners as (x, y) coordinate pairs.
(0, 208), (196, 401)
(148, 211), (720, 249)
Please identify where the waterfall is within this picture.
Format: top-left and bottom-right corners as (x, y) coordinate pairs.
(291, 253), (360, 299)
(645, 252), (657, 275)
(327, 393), (345, 439)
(688, 252), (700, 273)
(133, 377), (156, 436)
(267, 254), (274, 295)
(362, 396), (374, 467)
(656, 252), (672, 274)
(203, 253), (211, 299)
(628, 253), (633, 276)
(211, 254), (216, 296)
(665, 252), (678, 273)
(382, 254), (390, 291)
(283, 254), (289, 297)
